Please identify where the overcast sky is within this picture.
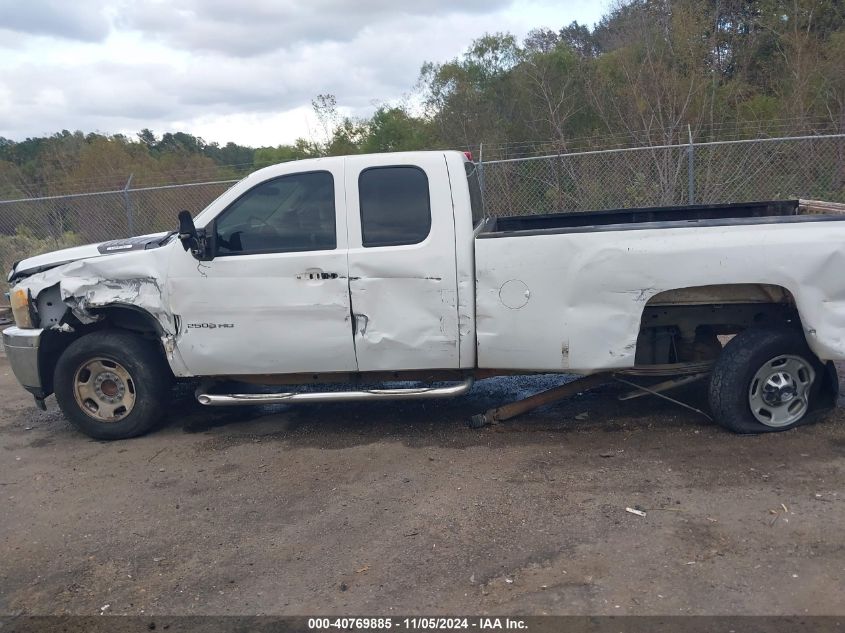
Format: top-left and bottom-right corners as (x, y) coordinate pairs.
(0, 0), (607, 147)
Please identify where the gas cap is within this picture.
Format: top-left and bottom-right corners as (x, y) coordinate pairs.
(499, 279), (531, 309)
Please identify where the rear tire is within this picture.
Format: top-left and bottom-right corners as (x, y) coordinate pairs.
(54, 330), (172, 440)
(709, 327), (831, 434)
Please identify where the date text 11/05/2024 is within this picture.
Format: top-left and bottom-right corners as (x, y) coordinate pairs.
(307, 618), (528, 630)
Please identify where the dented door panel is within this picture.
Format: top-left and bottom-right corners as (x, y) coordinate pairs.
(345, 153), (461, 371)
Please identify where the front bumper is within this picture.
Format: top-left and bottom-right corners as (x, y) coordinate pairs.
(2, 326), (44, 395)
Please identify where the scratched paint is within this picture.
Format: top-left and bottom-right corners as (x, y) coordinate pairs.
(475, 221), (845, 372)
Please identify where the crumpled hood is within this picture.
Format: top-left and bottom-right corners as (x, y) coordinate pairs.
(8, 232), (171, 283)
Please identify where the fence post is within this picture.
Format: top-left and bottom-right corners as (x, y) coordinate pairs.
(687, 125), (695, 205)
(123, 173), (134, 236)
(478, 142), (486, 212)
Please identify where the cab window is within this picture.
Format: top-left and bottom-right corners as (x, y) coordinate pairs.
(216, 171), (336, 255)
(359, 166), (431, 247)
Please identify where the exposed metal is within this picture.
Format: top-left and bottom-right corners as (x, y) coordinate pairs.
(196, 377), (475, 406)
(469, 373), (610, 427)
(798, 199), (845, 215)
(748, 355), (815, 427)
(34, 284), (65, 328)
(616, 361), (715, 377)
(613, 376), (713, 420)
(617, 373), (709, 401)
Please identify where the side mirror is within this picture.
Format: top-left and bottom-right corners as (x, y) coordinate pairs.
(177, 210), (213, 261)
(178, 210), (196, 245)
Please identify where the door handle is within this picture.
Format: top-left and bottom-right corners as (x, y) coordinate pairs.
(297, 269), (339, 281)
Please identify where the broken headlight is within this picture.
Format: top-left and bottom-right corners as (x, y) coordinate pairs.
(10, 288), (37, 329)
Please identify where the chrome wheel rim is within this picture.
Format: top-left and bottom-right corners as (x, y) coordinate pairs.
(73, 357), (136, 422)
(748, 355), (814, 427)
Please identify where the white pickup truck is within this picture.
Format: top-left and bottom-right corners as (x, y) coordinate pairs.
(3, 150), (844, 439)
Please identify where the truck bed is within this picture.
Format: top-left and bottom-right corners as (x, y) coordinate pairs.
(473, 197), (845, 373)
(480, 199), (824, 238)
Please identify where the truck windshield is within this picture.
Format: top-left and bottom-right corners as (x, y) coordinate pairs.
(464, 161), (486, 227)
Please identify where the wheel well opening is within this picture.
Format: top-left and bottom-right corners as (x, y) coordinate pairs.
(90, 305), (165, 337)
(38, 305), (169, 394)
(635, 284), (803, 365)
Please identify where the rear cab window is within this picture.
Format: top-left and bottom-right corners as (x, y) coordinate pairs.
(358, 166), (431, 247)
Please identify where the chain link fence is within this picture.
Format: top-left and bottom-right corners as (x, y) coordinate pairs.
(0, 180), (237, 293)
(480, 134), (845, 216)
(2, 133), (845, 295)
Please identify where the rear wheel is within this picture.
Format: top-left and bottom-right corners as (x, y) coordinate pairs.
(709, 327), (833, 433)
(54, 330), (171, 440)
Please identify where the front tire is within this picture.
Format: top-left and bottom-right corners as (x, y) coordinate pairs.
(54, 330), (172, 440)
(709, 327), (833, 434)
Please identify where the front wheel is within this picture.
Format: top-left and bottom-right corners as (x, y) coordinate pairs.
(709, 327), (836, 434)
(54, 330), (172, 440)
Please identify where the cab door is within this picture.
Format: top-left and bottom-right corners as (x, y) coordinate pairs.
(345, 153), (460, 371)
(168, 165), (357, 376)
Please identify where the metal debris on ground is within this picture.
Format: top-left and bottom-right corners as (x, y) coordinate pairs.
(768, 504), (791, 526)
(625, 507), (647, 517)
(614, 376), (712, 420)
(468, 373), (610, 428)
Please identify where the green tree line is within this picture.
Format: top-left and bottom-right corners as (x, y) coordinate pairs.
(1, 0), (843, 201)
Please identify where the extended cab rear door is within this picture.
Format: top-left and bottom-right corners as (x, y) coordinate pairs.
(345, 153), (460, 371)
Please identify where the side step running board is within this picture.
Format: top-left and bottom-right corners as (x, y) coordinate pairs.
(196, 377), (475, 407)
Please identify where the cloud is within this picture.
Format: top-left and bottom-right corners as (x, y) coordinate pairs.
(0, 0), (606, 145)
(0, 0), (110, 42)
(118, 0), (511, 57)
(0, 8), (505, 140)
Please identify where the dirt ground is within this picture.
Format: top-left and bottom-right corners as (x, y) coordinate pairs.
(1, 343), (844, 617)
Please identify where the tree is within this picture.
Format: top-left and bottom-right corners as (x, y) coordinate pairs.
(361, 106), (435, 153)
(253, 139), (320, 169)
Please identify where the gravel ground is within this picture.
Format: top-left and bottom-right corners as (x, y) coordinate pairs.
(1, 344), (844, 616)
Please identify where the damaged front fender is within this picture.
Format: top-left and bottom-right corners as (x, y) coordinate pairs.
(11, 248), (177, 338)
